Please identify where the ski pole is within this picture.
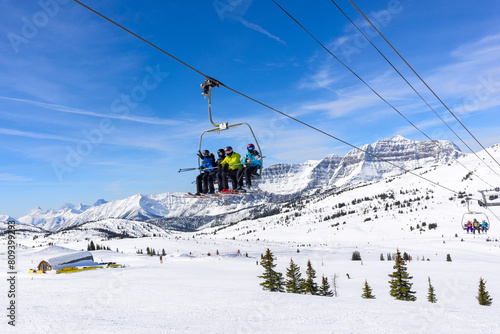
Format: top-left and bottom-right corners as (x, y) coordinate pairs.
(178, 168), (198, 173)
(178, 166), (220, 173)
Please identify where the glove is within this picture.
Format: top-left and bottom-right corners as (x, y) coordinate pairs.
(197, 150), (203, 159)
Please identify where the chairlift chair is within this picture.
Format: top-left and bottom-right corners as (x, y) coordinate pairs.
(197, 78), (263, 182)
(461, 197), (490, 230)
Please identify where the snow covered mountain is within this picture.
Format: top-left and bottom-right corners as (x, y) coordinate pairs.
(0, 217), (47, 236)
(17, 193), (208, 232)
(0, 214), (18, 223)
(259, 135), (464, 193)
(327, 135), (464, 186)
(13, 136), (468, 233)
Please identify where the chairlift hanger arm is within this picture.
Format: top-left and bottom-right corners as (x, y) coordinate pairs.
(201, 77), (226, 129)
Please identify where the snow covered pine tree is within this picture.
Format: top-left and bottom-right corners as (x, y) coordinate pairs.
(388, 249), (416, 301)
(258, 248), (284, 292)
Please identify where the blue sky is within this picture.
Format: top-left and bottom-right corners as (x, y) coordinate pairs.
(1, 0), (500, 218)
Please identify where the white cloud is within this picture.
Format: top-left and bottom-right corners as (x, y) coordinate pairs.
(237, 17), (287, 46)
(0, 127), (78, 142)
(0, 96), (182, 126)
(0, 173), (32, 182)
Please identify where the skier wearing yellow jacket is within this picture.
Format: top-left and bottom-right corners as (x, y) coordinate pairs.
(219, 146), (242, 193)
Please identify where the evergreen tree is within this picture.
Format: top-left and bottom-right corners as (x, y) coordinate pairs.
(361, 280), (376, 299)
(88, 241), (95, 251)
(285, 258), (304, 294)
(477, 277), (493, 306)
(351, 250), (362, 261)
(146, 247), (150, 255)
(319, 275), (333, 297)
(446, 254), (452, 262)
(387, 253), (392, 261)
(303, 260), (319, 295)
(427, 277), (437, 303)
(380, 253), (385, 261)
(388, 249), (417, 301)
(258, 248), (283, 292)
(162, 249), (166, 256)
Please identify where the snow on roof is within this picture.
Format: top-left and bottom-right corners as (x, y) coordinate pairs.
(47, 251), (97, 269)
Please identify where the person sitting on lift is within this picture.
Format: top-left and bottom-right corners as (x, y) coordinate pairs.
(214, 148), (226, 192)
(235, 143), (262, 193)
(219, 146), (241, 193)
(466, 221), (472, 233)
(472, 218), (481, 234)
(195, 150), (215, 195)
(481, 220), (489, 233)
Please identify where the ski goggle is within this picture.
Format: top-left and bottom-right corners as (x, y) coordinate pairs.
(247, 146), (254, 151)
(225, 150), (233, 154)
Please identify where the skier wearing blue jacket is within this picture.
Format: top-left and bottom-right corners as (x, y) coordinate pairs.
(236, 143), (262, 192)
(481, 220), (489, 233)
(195, 150), (216, 195)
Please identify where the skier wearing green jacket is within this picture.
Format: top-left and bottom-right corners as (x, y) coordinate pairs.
(219, 146), (241, 193)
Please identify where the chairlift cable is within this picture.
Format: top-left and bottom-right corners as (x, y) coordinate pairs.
(327, 0), (497, 187)
(346, 0), (500, 174)
(271, 0), (498, 186)
(72, 0), (461, 196)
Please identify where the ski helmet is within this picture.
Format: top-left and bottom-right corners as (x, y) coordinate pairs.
(224, 146), (233, 154)
(202, 149), (210, 157)
(217, 148), (225, 158)
(247, 143), (255, 151)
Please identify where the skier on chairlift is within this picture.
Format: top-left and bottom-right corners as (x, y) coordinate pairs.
(219, 146), (241, 193)
(195, 150), (216, 195)
(472, 218), (481, 234)
(466, 221), (473, 233)
(481, 220), (489, 233)
(214, 148), (226, 192)
(235, 143), (262, 193)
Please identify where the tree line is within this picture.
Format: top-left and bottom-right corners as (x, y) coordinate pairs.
(259, 248), (493, 305)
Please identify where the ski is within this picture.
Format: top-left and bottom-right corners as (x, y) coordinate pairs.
(171, 193), (215, 199)
(218, 190), (255, 196)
